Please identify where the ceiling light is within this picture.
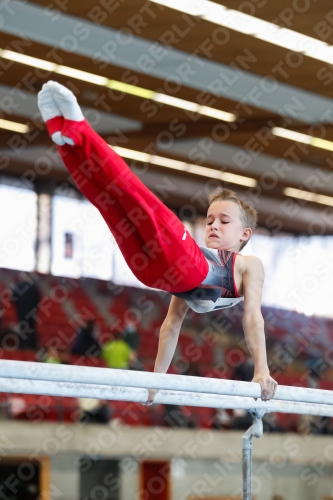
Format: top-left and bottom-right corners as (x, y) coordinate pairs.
(150, 0), (332, 64)
(154, 93), (236, 121)
(0, 118), (29, 133)
(112, 145), (256, 187)
(272, 127), (312, 144)
(108, 80), (154, 99)
(284, 187), (333, 207)
(0, 48), (234, 122)
(311, 137), (333, 152)
(112, 147), (150, 163)
(272, 127), (333, 152)
(57, 66), (108, 86)
(199, 106), (235, 122)
(155, 93), (198, 111)
(1, 49), (56, 71)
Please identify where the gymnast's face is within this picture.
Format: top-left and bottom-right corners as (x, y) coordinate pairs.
(205, 200), (251, 252)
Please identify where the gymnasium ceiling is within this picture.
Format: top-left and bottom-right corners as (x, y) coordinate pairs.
(1, 0), (333, 233)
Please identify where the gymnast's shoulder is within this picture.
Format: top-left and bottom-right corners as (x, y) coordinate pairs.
(237, 255), (265, 296)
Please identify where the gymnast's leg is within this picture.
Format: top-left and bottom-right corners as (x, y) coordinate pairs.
(38, 81), (208, 293)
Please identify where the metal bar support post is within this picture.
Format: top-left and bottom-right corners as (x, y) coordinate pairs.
(242, 409), (267, 500)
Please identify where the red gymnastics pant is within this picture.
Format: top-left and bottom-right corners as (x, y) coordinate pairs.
(46, 117), (209, 293)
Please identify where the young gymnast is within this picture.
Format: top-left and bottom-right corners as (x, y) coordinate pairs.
(37, 81), (277, 403)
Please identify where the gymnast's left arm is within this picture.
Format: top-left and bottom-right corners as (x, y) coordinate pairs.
(242, 256), (278, 401)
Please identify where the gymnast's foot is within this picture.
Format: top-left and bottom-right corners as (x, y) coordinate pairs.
(38, 81), (85, 146)
(37, 82), (66, 146)
(49, 81), (85, 146)
(49, 81), (84, 121)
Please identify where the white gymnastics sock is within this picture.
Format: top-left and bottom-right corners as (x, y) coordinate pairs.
(50, 81), (84, 122)
(37, 82), (66, 146)
(49, 81), (84, 146)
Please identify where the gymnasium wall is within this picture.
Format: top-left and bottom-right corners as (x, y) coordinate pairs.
(1, 420), (333, 500)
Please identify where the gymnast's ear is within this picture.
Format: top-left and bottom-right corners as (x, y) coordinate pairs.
(240, 227), (252, 248)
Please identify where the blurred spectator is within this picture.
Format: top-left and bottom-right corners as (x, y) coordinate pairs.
(0, 296), (3, 336)
(123, 320), (143, 370)
(101, 331), (131, 369)
(231, 352), (254, 382)
(163, 404), (196, 428)
(298, 413), (332, 435)
(0, 324), (21, 350)
(182, 362), (201, 377)
(262, 413), (284, 433)
(212, 408), (232, 430)
(228, 355), (255, 430)
(162, 363), (201, 428)
(231, 408), (253, 430)
(297, 371), (332, 434)
(123, 320), (139, 352)
(41, 346), (71, 365)
(60, 350), (71, 365)
(78, 398), (112, 424)
(71, 318), (101, 357)
(11, 277), (40, 350)
(0, 394), (11, 420)
(231, 353), (254, 430)
(9, 396), (27, 420)
(44, 346), (61, 364)
(306, 356), (326, 381)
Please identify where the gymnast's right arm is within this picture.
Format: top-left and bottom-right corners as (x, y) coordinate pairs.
(144, 296), (189, 405)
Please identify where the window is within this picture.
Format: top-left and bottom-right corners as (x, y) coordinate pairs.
(0, 181), (37, 271)
(51, 195), (114, 280)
